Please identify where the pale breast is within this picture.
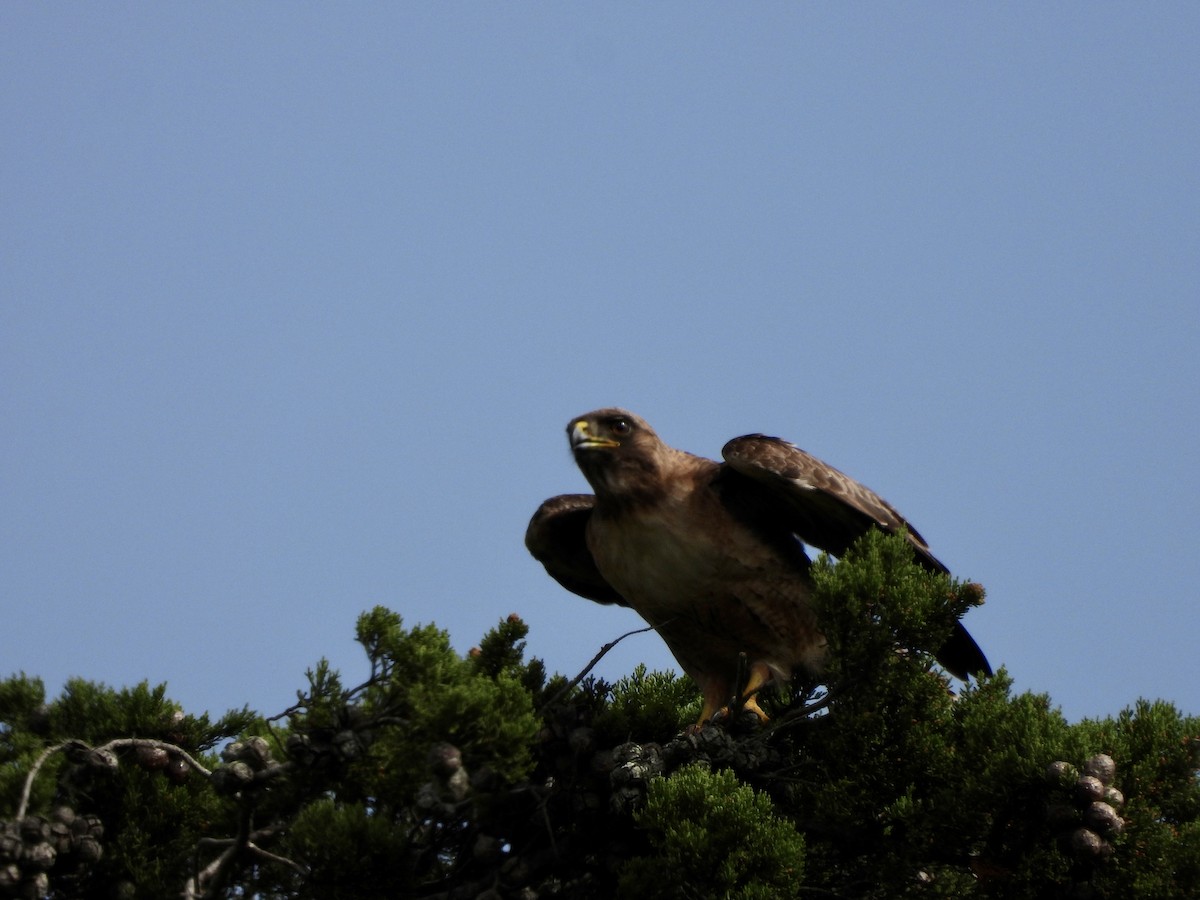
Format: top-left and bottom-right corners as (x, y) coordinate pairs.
(587, 508), (716, 618)
(585, 489), (826, 679)
(586, 491), (793, 617)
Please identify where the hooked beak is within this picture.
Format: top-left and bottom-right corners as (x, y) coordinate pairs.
(570, 420), (619, 450)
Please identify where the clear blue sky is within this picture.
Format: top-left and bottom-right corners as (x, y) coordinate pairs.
(3, 5), (1197, 724)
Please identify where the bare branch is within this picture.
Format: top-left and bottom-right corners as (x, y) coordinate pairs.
(247, 840), (307, 876)
(17, 737), (211, 819)
(771, 681), (846, 732)
(104, 737), (213, 777)
(17, 741), (71, 819)
(540, 622), (661, 710)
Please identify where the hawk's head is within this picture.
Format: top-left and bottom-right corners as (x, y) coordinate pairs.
(567, 408), (671, 504)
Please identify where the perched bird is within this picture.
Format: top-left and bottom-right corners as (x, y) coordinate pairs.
(526, 408), (991, 725)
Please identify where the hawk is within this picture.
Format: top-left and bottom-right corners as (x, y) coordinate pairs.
(525, 408), (991, 725)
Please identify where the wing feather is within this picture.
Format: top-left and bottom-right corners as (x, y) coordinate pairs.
(722, 434), (992, 679)
(721, 435), (946, 572)
(524, 494), (628, 606)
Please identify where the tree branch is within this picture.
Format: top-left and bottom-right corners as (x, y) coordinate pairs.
(540, 622), (661, 710)
(17, 737), (211, 819)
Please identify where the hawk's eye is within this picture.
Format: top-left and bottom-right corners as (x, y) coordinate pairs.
(610, 418), (632, 436)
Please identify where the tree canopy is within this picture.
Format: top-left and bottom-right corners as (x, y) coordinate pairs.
(2, 531), (1197, 898)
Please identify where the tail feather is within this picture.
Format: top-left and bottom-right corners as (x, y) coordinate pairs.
(935, 621), (992, 680)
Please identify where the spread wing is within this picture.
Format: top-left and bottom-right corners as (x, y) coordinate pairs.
(524, 494), (628, 606)
(721, 435), (991, 679)
(721, 435), (946, 572)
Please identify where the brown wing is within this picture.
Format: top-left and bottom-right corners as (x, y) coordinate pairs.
(525, 494), (628, 606)
(721, 435), (991, 680)
(721, 434), (946, 572)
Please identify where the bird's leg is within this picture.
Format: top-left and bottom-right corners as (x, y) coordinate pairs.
(734, 660), (773, 723)
(696, 681), (731, 728)
(692, 660), (774, 729)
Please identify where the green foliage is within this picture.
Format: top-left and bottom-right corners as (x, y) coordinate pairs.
(0, 676), (248, 899)
(471, 611), (549, 697)
(594, 664), (699, 744)
(353, 607), (540, 796)
(0, 674), (51, 812)
(0, 533), (1196, 899)
(286, 799), (412, 898)
(619, 764), (805, 899)
(809, 528), (983, 686)
(1067, 700), (1200, 898)
(51, 678), (254, 751)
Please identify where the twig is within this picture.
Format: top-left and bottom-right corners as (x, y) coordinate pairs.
(14, 732), (303, 899)
(246, 840), (307, 876)
(185, 818), (246, 900)
(265, 668), (381, 724)
(184, 846), (234, 900)
(540, 623), (662, 710)
(770, 681), (848, 732)
(184, 817), (303, 899)
(730, 652), (753, 714)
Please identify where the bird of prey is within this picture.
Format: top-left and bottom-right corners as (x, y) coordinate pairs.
(525, 408), (991, 725)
